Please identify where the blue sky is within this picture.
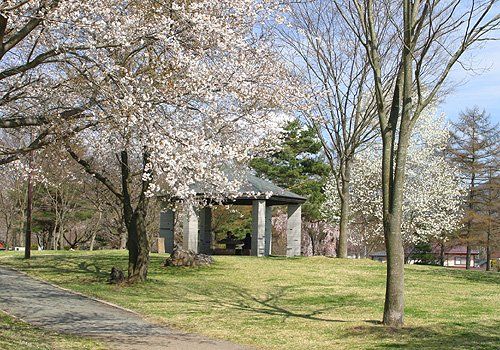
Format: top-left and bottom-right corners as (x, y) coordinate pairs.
(439, 40), (500, 124)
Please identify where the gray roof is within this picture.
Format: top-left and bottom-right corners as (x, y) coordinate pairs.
(194, 172), (306, 206)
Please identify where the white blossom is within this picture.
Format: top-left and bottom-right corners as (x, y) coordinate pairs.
(323, 106), (465, 247)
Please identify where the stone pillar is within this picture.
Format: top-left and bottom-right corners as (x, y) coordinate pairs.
(183, 207), (199, 252)
(264, 205), (272, 256)
(198, 207), (212, 254)
(251, 200), (266, 256)
(159, 209), (175, 253)
(286, 204), (302, 257)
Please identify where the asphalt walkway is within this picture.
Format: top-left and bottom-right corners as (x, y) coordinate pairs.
(0, 266), (248, 350)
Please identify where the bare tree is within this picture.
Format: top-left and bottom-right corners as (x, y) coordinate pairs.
(277, 0), (378, 258)
(334, 0), (499, 326)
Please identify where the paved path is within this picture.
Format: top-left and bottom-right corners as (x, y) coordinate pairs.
(0, 266), (249, 350)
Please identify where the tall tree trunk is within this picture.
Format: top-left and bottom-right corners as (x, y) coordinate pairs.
(440, 241), (445, 267)
(89, 212), (101, 251)
(4, 222), (10, 250)
(381, 0), (413, 324)
(58, 218), (65, 250)
(382, 113), (409, 328)
(126, 205), (150, 282)
(465, 166), (476, 270)
(52, 215), (59, 250)
(486, 222), (491, 271)
(119, 228), (127, 249)
(89, 232), (97, 251)
(24, 152), (33, 259)
(466, 244), (471, 270)
(120, 150), (151, 282)
(309, 232), (316, 256)
(337, 160), (351, 258)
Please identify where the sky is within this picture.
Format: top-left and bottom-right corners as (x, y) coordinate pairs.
(438, 40), (500, 124)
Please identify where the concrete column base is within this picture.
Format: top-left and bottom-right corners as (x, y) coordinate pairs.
(183, 206), (199, 252)
(286, 204), (301, 257)
(159, 209), (175, 253)
(251, 200), (266, 256)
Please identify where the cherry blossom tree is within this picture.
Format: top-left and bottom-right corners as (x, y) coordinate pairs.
(0, 0), (122, 164)
(1, 0), (298, 280)
(56, 1), (299, 282)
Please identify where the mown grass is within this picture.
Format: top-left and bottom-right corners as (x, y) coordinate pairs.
(0, 250), (499, 350)
(0, 310), (105, 350)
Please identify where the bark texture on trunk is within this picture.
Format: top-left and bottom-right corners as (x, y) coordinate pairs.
(337, 161), (351, 258)
(466, 244), (471, 270)
(24, 152), (33, 259)
(486, 226), (491, 271)
(382, 214), (405, 326)
(120, 150), (150, 283)
(126, 211), (150, 282)
(380, 0), (413, 323)
(440, 241), (445, 266)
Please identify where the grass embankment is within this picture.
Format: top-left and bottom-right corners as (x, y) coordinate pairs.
(0, 310), (105, 350)
(0, 250), (498, 350)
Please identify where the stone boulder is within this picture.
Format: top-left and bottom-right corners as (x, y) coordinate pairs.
(164, 248), (213, 267)
(108, 266), (125, 284)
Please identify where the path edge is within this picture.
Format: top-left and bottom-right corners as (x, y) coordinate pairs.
(0, 264), (145, 318)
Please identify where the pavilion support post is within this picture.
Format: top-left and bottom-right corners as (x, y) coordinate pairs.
(251, 200), (266, 256)
(264, 205), (272, 256)
(286, 204), (301, 257)
(183, 206), (199, 252)
(198, 207), (212, 254)
(159, 209), (175, 253)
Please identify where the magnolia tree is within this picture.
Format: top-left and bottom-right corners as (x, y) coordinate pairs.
(323, 108), (464, 256)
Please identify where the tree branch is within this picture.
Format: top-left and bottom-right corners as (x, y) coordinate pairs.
(66, 145), (123, 201)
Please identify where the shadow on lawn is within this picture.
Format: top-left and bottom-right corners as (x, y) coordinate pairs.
(77, 261), (109, 278)
(178, 284), (377, 324)
(345, 321), (500, 349)
(6, 252), (230, 283)
(7, 253), (123, 281)
(409, 267), (500, 286)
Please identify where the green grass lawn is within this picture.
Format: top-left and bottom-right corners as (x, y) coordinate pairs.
(0, 250), (499, 350)
(0, 310), (105, 350)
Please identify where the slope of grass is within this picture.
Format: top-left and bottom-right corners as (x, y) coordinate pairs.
(0, 310), (105, 350)
(0, 250), (499, 350)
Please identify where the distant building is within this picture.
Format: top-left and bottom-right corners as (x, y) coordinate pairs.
(369, 246), (494, 271)
(477, 251), (500, 271)
(369, 251), (387, 263)
(443, 246), (479, 268)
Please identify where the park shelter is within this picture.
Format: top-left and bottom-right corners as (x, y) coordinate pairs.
(159, 173), (306, 257)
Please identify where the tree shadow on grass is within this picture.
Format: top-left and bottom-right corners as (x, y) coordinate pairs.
(77, 261), (109, 278)
(345, 321), (500, 349)
(174, 284), (378, 324)
(4, 253), (125, 281)
(4, 252), (234, 285)
(409, 267), (500, 286)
